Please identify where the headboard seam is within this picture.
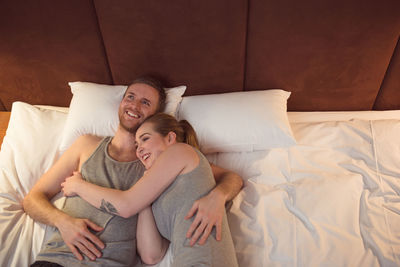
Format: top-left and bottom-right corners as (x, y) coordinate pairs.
(92, 0), (114, 85)
(373, 36), (400, 110)
(242, 0), (250, 92)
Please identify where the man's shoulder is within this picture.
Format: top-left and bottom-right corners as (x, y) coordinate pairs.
(79, 134), (104, 143)
(68, 135), (106, 162)
(73, 134), (104, 151)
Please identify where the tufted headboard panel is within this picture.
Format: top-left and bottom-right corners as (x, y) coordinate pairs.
(245, 0), (400, 111)
(0, 0), (114, 110)
(0, 0), (399, 111)
(93, 0), (247, 95)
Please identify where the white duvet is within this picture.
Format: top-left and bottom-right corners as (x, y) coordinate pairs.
(0, 102), (399, 266)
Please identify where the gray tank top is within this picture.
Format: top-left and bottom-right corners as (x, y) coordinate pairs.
(152, 148), (238, 267)
(36, 137), (145, 267)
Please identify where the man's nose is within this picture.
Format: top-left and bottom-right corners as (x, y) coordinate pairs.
(126, 99), (140, 111)
(132, 99), (143, 110)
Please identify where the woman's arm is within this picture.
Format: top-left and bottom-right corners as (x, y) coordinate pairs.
(136, 206), (169, 265)
(61, 143), (194, 218)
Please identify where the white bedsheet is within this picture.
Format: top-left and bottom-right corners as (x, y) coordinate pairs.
(215, 118), (400, 266)
(0, 103), (68, 266)
(1, 104), (399, 266)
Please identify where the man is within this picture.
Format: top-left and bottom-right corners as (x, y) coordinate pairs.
(23, 77), (243, 266)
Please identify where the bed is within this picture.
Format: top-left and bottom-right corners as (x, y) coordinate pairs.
(0, 0), (399, 266)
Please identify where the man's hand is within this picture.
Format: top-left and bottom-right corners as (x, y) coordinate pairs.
(184, 189), (226, 246)
(56, 216), (105, 261)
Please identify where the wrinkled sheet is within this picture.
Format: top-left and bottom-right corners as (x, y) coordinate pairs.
(1, 106), (399, 266)
(0, 103), (68, 266)
(213, 118), (400, 266)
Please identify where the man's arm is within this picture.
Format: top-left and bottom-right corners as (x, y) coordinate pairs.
(210, 163), (244, 201)
(185, 163), (243, 245)
(23, 135), (105, 261)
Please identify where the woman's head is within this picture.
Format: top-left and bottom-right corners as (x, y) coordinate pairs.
(135, 113), (199, 169)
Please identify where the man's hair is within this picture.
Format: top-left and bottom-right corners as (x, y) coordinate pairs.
(127, 76), (167, 112)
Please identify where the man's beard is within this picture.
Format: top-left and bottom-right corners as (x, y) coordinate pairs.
(120, 122), (138, 134)
(119, 114), (140, 134)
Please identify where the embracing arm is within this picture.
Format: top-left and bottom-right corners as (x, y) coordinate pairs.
(23, 135), (104, 261)
(23, 165), (73, 227)
(62, 143), (191, 218)
(62, 175), (144, 218)
(185, 163), (243, 245)
(23, 136), (84, 225)
(210, 163), (244, 202)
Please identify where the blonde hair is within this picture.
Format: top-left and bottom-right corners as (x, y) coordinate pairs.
(142, 113), (200, 150)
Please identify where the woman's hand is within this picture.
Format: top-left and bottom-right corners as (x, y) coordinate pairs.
(61, 171), (84, 197)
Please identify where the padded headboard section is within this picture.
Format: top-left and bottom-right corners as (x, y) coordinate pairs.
(0, 0), (113, 109)
(245, 0), (400, 111)
(94, 0), (247, 95)
(0, 0), (399, 111)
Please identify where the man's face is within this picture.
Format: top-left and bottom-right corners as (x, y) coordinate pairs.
(118, 83), (160, 133)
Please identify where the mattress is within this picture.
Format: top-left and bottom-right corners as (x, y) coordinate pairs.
(0, 104), (399, 266)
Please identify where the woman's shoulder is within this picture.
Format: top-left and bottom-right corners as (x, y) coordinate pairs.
(165, 143), (201, 174)
(166, 142), (196, 155)
(164, 143), (199, 164)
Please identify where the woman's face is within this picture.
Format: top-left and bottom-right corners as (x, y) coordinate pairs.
(135, 122), (170, 169)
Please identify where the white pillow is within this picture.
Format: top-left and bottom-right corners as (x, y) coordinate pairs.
(59, 82), (186, 153)
(0, 102), (68, 266)
(177, 90), (296, 153)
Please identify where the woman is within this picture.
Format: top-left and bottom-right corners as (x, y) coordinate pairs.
(61, 113), (238, 267)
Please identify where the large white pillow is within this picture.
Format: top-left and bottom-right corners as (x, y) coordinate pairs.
(59, 82), (186, 153)
(177, 90), (296, 153)
(0, 102), (68, 266)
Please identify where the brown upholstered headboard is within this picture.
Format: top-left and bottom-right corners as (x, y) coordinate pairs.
(0, 0), (399, 112)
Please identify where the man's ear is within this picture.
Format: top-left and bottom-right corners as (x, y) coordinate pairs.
(167, 131), (177, 144)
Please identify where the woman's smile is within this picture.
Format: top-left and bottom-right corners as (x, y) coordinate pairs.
(136, 122), (171, 169)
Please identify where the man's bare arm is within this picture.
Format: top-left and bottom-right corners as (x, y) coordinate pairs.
(23, 156), (77, 226)
(210, 163), (244, 202)
(23, 135), (105, 260)
(24, 189), (104, 260)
